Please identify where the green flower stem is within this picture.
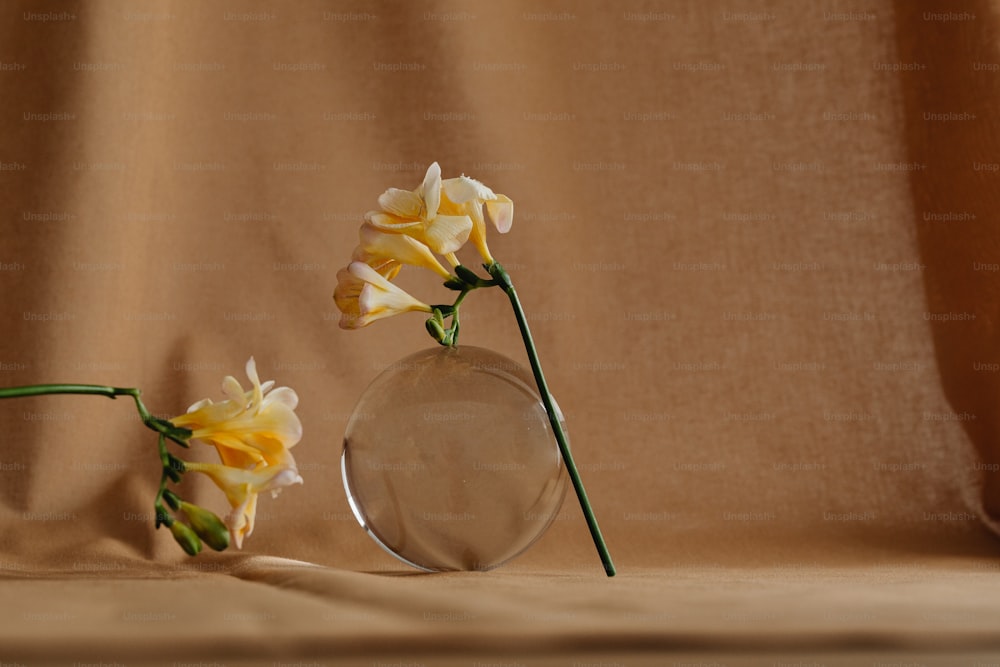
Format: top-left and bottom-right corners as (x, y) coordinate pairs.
(0, 383), (149, 421)
(0, 383), (129, 400)
(446, 288), (470, 346)
(0, 383), (189, 444)
(154, 433), (173, 528)
(431, 284), (477, 346)
(486, 262), (617, 577)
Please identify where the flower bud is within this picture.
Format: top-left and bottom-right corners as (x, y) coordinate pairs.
(179, 501), (230, 552)
(425, 317), (447, 343)
(169, 520), (203, 556)
(162, 489), (182, 511)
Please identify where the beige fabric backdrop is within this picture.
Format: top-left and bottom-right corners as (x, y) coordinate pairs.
(3, 0), (1000, 663)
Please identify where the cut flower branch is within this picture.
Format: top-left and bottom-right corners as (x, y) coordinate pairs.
(0, 358), (303, 555)
(334, 162), (616, 576)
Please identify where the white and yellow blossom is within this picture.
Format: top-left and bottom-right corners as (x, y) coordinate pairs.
(365, 162), (473, 257)
(334, 261), (434, 329)
(168, 358), (302, 548)
(171, 357), (302, 471)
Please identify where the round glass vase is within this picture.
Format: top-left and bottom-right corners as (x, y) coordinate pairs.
(341, 345), (569, 572)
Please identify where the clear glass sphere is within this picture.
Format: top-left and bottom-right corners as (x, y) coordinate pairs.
(341, 345), (568, 572)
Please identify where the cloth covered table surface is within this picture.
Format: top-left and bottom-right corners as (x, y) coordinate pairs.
(4, 0), (1000, 663)
(4, 555), (1000, 665)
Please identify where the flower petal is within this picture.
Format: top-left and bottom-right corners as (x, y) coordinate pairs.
(442, 175), (495, 204)
(206, 432), (267, 469)
(347, 260), (396, 291)
(174, 396), (241, 430)
(352, 246), (403, 280)
(378, 188), (423, 219)
(423, 214), (473, 255)
(358, 283), (432, 320)
(334, 267), (364, 320)
(244, 357), (265, 414)
(485, 194), (514, 234)
(185, 459), (301, 499)
(184, 397), (213, 414)
(263, 385), (299, 411)
(419, 162), (442, 220)
(231, 493), (254, 548)
(248, 403), (303, 448)
(220, 375), (247, 404)
(365, 211), (424, 234)
(359, 223), (451, 278)
(244, 357), (259, 388)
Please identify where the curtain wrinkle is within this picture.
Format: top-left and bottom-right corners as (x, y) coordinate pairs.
(893, 0), (1000, 524)
(0, 1), (93, 508)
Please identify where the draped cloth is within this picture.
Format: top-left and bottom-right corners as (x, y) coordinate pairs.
(2, 0), (1000, 663)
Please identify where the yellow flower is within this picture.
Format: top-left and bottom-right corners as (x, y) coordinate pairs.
(168, 358), (303, 548)
(365, 162), (473, 256)
(334, 261), (433, 329)
(171, 358), (302, 471)
(184, 458), (303, 548)
(439, 174), (514, 265)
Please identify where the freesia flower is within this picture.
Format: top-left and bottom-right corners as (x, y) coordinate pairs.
(184, 458), (303, 548)
(365, 162), (473, 257)
(0, 357), (305, 555)
(334, 261), (433, 329)
(168, 357), (303, 548)
(171, 357), (302, 472)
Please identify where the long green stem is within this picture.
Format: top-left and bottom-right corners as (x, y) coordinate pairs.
(0, 384), (189, 444)
(0, 383), (126, 400)
(487, 262), (616, 577)
(448, 289), (470, 346)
